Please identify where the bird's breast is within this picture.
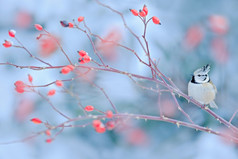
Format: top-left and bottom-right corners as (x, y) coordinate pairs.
(188, 81), (216, 104)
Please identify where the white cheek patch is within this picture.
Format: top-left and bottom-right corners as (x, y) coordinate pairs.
(195, 74), (209, 83)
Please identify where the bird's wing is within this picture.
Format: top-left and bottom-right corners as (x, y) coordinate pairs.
(209, 80), (217, 94)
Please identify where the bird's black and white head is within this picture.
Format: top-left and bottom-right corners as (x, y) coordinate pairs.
(191, 64), (210, 84)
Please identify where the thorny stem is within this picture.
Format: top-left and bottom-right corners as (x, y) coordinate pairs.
(27, 78), (74, 88)
(1, 113), (238, 145)
(2, 60), (238, 132)
(1, 61), (238, 133)
(142, 17), (155, 78)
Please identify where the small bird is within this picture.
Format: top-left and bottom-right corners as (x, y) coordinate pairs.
(188, 64), (218, 108)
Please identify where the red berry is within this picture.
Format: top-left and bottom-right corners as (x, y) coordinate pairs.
(55, 80), (63, 87)
(3, 40), (12, 48)
(106, 110), (113, 118)
(84, 105), (94, 112)
(129, 9), (139, 16)
(8, 29), (16, 38)
(61, 66), (71, 74)
(15, 80), (24, 87)
(95, 126), (106, 133)
(28, 74), (33, 83)
(78, 55), (91, 64)
(152, 16), (161, 25)
(92, 120), (101, 128)
(78, 57), (85, 64)
(47, 89), (56, 96)
(45, 130), (51, 136)
(83, 55), (91, 63)
(209, 15), (228, 35)
(46, 138), (53, 143)
(106, 121), (115, 130)
(139, 10), (146, 17)
(78, 50), (88, 57)
(14, 80), (25, 93)
(15, 87), (25, 93)
(143, 5), (148, 15)
(78, 16), (84, 22)
(77, 49), (91, 64)
(31, 118), (42, 124)
(68, 22), (74, 28)
(67, 65), (75, 71)
(34, 24), (43, 31)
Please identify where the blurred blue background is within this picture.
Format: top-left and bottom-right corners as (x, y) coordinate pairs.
(1, 0), (238, 158)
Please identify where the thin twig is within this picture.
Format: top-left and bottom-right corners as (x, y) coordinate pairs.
(73, 20), (106, 66)
(14, 37), (52, 67)
(76, 70), (118, 113)
(43, 30), (73, 65)
(229, 109), (238, 123)
(95, 0), (148, 54)
(35, 90), (71, 120)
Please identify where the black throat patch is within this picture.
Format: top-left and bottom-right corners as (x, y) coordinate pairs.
(191, 76), (198, 84)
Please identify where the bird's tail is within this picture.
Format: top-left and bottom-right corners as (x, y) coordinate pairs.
(209, 101), (218, 109)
